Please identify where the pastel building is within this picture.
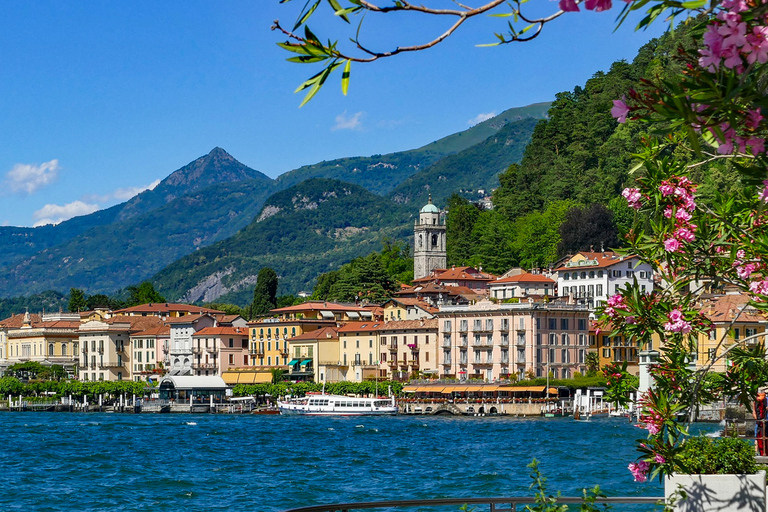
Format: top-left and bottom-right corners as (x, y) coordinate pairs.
(286, 327), (341, 383)
(4, 312), (80, 375)
(489, 273), (556, 300)
(191, 326), (250, 377)
(165, 314), (218, 376)
(129, 326), (170, 382)
(379, 319), (438, 380)
(437, 300), (591, 381)
(337, 321), (382, 382)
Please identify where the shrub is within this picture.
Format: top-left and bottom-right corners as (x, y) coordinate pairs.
(677, 436), (757, 475)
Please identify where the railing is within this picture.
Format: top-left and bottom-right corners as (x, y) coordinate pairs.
(282, 495), (663, 512)
(192, 347), (202, 354)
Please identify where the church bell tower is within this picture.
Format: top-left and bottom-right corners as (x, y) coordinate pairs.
(413, 195), (446, 280)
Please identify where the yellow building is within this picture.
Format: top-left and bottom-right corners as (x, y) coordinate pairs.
(337, 321), (382, 382)
(245, 301), (374, 383)
(379, 319), (439, 381)
(695, 293), (767, 371)
(5, 312), (80, 375)
(589, 320), (640, 376)
(286, 327), (342, 383)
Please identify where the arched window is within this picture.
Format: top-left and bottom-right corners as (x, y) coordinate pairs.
(291, 327), (296, 337)
(563, 273), (569, 280)
(259, 329), (264, 338)
(267, 328), (271, 338)
(62, 344), (67, 356)
(589, 271), (595, 278)
(48, 344), (54, 356)
(598, 270), (604, 278)
(580, 272), (587, 279)
(431, 233), (438, 246)
(571, 272), (578, 280)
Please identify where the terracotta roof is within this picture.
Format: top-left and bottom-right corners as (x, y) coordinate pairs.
(0, 313), (42, 328)
(34, 320), (80, 329)
(555, 251), (640, 271)
(380, 319), (438, 331)
(131, 326), (171, 337)
(113, 303), (224, 315)
(412, 266), (496, 284)
(700, 294), (767, 324)
(193, 326), (248, 337)
(336, 321), (383, 333)
(289, 327), (339, 341)
(105, 315), (164, 331)
(215, 315), (243, 324)
(491, 273), (555, 285)
(163, 314), (212, 324)
(270, 301), (368, 313)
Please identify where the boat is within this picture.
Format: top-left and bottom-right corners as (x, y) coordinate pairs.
(277, 393), (398, 416)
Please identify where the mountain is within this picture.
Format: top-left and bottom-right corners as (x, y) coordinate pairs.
(388, 117), (540, 207)
(273, 103), (550, 194)
(151, 178), (412, 304)
(0, 149), (276, 296)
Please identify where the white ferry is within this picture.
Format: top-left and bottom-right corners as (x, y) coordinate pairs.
(277, 393), (398, 416)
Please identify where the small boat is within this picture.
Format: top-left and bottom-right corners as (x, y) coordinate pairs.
(277, 394), (398, 416)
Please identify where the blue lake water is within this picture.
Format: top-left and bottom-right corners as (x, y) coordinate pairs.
(0, 412), (717, 511)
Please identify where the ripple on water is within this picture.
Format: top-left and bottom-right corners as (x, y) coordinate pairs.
(0, 412), (674, 511)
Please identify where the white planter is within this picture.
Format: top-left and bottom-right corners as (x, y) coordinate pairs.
(665, 470), (766, 512)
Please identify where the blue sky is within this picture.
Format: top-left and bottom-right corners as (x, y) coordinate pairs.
(0, 1), (666, 227)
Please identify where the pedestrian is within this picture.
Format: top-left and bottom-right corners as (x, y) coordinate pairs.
(754, 391), (767, 456)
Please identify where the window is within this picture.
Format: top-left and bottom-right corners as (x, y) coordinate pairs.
(564, 273), (570, 280)
(369, 339), (373, 348)
(444, 320), (452, 332)
(613, 270), (622, 278)
(549, 348), (555, 362)
(578, 319), (586, 331)
(561, 334), (569, 345)
(596, 284), (603, 297)
(268, 356), (271, 365)
(561, 319), (569, 330)
(48, 344), (54, 356)
(473, 319), (482, 331)
(460, 320), (468, 332)
(536, 318), (540, 329)
(485, 319), (493, 331)
(626, 271), (634, 278)
(602, 348), (610, 358)
(548, 318), (557, 330)
(229, 338), (234, 348)
(627, 261), (632, 269)
(589, 271), (595, 278)
(229, 354), (235, 364)
(734, 328), (741, 340)
(598, 270), (603, 278)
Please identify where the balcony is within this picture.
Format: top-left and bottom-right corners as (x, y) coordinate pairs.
(459, 339), (468, 348)
(193, 363), (217, 370)
(410, 361), (420, 369)
(278, 348), (289, 357)
(116, 345), (126, 353)
(388, 360), (398, 369)
(516, 356), (527, 364)
(499, 322), (509, 332)
(442, 360), (452, 366)
(81, 347), (87, 354)
(499, 338), (509, 347)
(388, 345), (398, 352)
(442, 341), (452, 349)
(192, 347), (202, 355)
(205, 347), (217, 354)
(251, 348), (265, 356)
(99, 362), (124, 369)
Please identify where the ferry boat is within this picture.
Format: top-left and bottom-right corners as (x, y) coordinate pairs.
(277, 393), (398, 416)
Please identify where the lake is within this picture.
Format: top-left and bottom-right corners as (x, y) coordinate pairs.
(0, 412), (715, 511)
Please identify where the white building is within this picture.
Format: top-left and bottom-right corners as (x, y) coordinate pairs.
(555, 251), (654, 308)
(166, 314), (218, 376)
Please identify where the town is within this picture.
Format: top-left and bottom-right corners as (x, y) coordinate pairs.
(0, 199), (757, 394)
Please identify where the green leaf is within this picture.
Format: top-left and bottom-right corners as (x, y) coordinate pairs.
(341, 59), (351, 96)
(294, 0), (322, 31)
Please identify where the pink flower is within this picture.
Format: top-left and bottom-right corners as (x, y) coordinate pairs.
(626, 316), (636, 325)
(760, 180), (768, 202)
(749, 279), (768, 295)
(611, 98), (630, 123)
(664, 238), (682, 253)
(659, 183), (675, 196)
(746, 109), (764, 130)
(607, 294), (625, 308)
(668, 309), (683, 322)
(646, 422), (660, 435)
(584, 0), (612, 11)
(628, 461), (650, 482)
(674, 227), (696, 243)
(676, 209), (692, 222)
(654, 453), (666, 464)
(622, 187), (642, 209)
(558, 0), (580, 11)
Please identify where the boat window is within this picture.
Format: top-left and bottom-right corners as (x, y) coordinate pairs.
(366, 402), (372, 407)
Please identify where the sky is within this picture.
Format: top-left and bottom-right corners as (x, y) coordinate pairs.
(0, 1), (667, 227)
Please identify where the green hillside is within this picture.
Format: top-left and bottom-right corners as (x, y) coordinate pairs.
(152, 178), (412, 302)
(273, 103), (550, 194)
(388, 117), (540, 207)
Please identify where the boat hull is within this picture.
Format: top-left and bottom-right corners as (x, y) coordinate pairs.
(277, 393), (398, 416)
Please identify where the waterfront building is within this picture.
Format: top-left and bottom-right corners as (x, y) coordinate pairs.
(379, 319), (438, 381)
(165, 314), (218, 376)
(191, 326), (250, 377)
(381, 298), (437, 321)
(695, 293), (767, 372)
(589, 321), (640, 376)
(555, 251), (654, 308)
(247, 301), (372, 383)
(285, 327), (341, 383)
(4, 312), (79, 376)
(489, 272), (556, 301)
(213, 314), (248, 328)
(437, 300), (590, 381)
(413, 196), (446, 280)
(0, 313), (42, 374)
(113, 303), (224, 319)
(337, 321), (383, 382)
(129, 326), (170, 382)
(79, 315), (163, 381)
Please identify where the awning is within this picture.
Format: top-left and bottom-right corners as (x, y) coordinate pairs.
(287, 359), (300, 366)
(238, 373), (257, 384)
(360, 311), (373, 318)
(402, 386), (418, 393)
(300, 359), (313, 366)
(463, 385), (485, 392)
(347, 311), (360, 319)
(222, 373), (240, 384)
(320, 311), (334, 319)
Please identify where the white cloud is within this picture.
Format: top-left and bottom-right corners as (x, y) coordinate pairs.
(111, 178), (161, 201)
(331, 110), (365, 131)
(32, 200), (99, 227)
(83, 178), (162, 203)
(468, 112), (496, 126)
(4, 159), (60, 195)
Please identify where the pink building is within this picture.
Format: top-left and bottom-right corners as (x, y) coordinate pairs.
(191, 326), (250, 376)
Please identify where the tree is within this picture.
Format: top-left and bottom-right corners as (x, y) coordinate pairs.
(68, 288), (87, 313)
(270, 368), (285, 384)
(251, 267), (279, 318)
(466, 210), (517, 274)
(445, 194), (480, 266)
(557, 203), (620, 256)
(585, 352), (600, 377)
(126, 282), (165, 307)
(86, 294), (117, 310)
